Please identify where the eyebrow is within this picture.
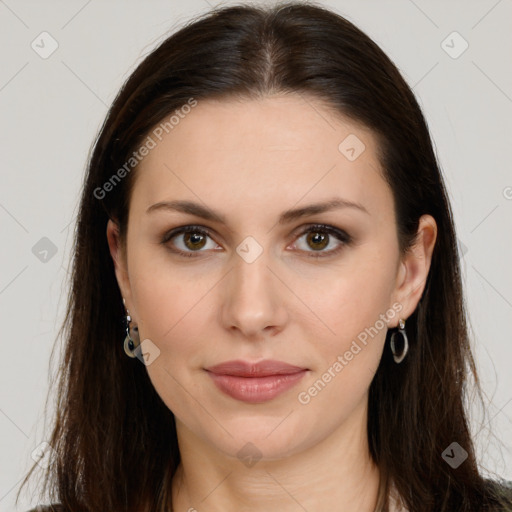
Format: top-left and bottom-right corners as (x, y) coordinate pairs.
(146, 197), (369, 225)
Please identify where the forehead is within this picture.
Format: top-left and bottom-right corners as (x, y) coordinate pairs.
(131, 94), (390, 220)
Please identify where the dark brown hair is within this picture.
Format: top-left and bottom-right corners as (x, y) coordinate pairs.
(17, 2), (512, 511)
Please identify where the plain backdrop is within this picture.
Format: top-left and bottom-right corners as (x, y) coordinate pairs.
(1, 0), (511, 509)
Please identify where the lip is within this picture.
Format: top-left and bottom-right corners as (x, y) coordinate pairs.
(205, 359), (308, 403)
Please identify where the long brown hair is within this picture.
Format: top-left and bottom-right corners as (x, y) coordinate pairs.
(16, 2), (512, 511)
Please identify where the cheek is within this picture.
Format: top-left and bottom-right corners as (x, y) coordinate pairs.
(295, 273), (394, 420)
(129, 257), (216, 414)
(305, 256), (396, 349)
(128, 249), (218, 365)
(295, 257), (398, 411)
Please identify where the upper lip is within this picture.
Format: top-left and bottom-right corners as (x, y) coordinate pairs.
(205, 359), (307, 377)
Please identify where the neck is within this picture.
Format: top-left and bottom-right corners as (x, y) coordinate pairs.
(171, 399), (381, 512)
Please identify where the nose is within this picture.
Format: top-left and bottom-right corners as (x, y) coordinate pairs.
(220, 249), (289, 340)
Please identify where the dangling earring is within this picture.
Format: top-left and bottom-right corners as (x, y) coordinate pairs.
(390, 318), (409, 364)
(123, 298), (140, 358)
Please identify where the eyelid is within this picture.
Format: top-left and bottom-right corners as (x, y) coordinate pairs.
(160, 225), (215, 244)
(160, 223), (352, 258)
(160, 225), (221, 257)
(290, 223), (352, 258)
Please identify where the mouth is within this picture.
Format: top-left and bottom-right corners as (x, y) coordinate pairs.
(204, 359), (308, 403)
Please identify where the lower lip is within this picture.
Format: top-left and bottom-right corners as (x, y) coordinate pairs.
(206, 370), (307, 403)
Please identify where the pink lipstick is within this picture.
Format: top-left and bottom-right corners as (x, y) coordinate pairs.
(205, 360), (308, 403)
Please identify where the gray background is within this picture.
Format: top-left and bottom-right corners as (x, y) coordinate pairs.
(1, 0), (511, 509)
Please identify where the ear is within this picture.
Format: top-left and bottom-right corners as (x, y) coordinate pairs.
(391, 214), (437, 326)
(106, 219), (134, 315)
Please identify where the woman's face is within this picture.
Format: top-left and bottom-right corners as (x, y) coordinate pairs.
(108, 94), (435, 461)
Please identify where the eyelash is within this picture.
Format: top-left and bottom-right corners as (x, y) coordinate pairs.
(160, 224), (353, 259)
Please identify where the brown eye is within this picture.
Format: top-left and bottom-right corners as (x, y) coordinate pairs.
(161, 224), (352, 259)
(305, 231), (329, 251)
(294, 224), (352, 258)
(161, 226), (218, 257)
(183, 232), (207, 251)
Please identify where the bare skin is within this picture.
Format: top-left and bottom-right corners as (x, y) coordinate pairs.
(107, 93), (437, 512)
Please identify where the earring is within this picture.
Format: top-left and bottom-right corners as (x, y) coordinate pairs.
(390, 318), (409, 364)
(123, 299), (140, 358)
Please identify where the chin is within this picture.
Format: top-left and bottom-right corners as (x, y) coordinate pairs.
(199, 413), (318, 461)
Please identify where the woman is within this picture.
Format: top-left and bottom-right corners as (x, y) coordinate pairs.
(18, 1), (512, 511)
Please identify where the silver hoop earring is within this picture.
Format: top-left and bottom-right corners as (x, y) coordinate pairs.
(390, 318), (409, 364)
(123, 303), (140, 358)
